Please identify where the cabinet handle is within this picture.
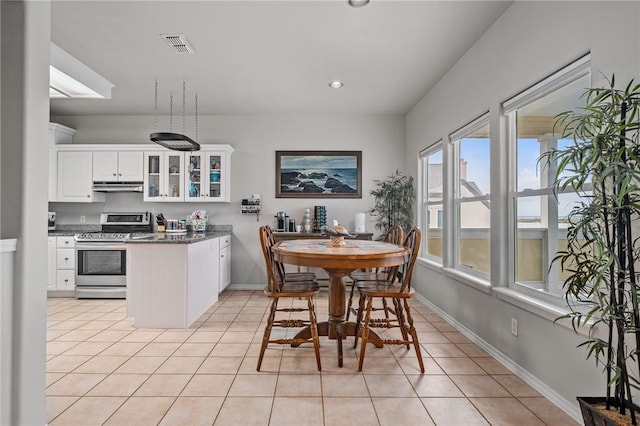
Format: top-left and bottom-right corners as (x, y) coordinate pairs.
(118, 173), (122, 176)
(113, 173), (117, 176)
(64, 257), (69, 261)
(221, 255), (224, 258)
(64, 241), (69, 245)
(87, 195), (90, 198)
(64, 279), (69, 283)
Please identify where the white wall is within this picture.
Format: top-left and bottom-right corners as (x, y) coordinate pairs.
(49, 114), (406, 285)
(0, 1), (51, 424)
(406, 0), (639, 420)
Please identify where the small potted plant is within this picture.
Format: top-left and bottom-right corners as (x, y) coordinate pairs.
(369, 169), (414, 239)
(541, 76), (640, 425)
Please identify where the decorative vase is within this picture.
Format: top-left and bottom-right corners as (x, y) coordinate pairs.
(192, 218), (207, 233)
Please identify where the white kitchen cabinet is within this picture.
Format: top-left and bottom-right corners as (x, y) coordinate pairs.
(57, 151), (105, 203)
(185, 149), (232, 202)
(143, 151), (185, 202)
(93, 151), (143, 182)
(49, 123), (76, 202)
(56, 270), (76, 292)
(127, 238), (219, 328)
(219, 235), (231, 293)
(48, 236), (76, 294)
(47, 237), (57, 291)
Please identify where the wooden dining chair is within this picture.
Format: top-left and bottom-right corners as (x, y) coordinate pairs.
(263, 225), (317, 283)
(346, 225), (404, 321)
(353, 227), (424, 373)
(257, 226), (322, 371)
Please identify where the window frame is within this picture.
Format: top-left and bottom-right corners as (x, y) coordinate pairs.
(504, 54), (591, 303)
(418, 141), (444, 265)
(449, 113), (491, 280)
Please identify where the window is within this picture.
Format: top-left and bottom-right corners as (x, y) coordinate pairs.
(420, 143), (443, 263)
(450, 116), (491, 278)
(504, 55), (591, 297)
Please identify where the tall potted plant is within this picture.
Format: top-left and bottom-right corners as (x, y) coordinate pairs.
(369, 169), (414, 239)
(541, 76), (640, 425)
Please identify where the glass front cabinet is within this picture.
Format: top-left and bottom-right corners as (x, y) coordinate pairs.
(143, 151), (185, 202)
(184, 149), (231, 202)
(144, 145), (233, 203)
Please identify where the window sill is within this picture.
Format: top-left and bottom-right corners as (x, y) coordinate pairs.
(493, 287), (598, 337)
(443, 268), (492, 294)
(416, 257), (443, 272)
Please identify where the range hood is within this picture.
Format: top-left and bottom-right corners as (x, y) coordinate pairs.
(92, 181), (144, 193)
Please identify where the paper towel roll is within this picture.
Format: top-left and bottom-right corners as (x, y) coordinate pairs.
(354, 212), (366, 233)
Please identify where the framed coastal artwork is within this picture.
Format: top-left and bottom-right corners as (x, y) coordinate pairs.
(275, 150), (362, 198)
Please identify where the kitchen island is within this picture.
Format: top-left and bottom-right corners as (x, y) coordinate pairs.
(125, 230), (231, 328)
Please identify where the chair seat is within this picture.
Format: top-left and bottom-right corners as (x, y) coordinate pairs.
(351, 270), (388, 281)
(356, 281), (414, 298)
(284, 272), (317, 282)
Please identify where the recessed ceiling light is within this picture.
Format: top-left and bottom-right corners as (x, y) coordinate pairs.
(329, 81), (344, 89)
(348, 0), (369, 8)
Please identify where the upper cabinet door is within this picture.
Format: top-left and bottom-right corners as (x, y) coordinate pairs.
(118, 151), (143, 181)
(206, 152), (225, 201)
(93, 151), (143, 182)
(164, 153), (184, 201)
(185, 153), (204, 202)
(92, 151), (119, 182)
(143, 152), (163, 201)
(183, 150), (230, 202)
(58, 151), (105, 202)
(143, 151), (184, 201)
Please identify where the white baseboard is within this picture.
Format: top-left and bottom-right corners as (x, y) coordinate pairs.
(412, 292), (582, 423)
(226, 284), (262, 291)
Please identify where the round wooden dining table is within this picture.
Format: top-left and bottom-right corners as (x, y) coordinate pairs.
(272, 238), (409, 367)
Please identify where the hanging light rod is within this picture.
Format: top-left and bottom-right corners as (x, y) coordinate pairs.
(150, 79), (200, 151)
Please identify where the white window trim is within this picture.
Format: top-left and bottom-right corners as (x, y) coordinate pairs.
(502, 53), (590, 114)
(503, 54), (591, 303)
(419, 141), (444, 265)
(450, 112), (491, 282)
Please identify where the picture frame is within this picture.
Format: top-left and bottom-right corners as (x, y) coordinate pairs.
(276, 150), (362, 198)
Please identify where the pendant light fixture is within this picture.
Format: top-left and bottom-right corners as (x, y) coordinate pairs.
(150, 79), (200, 151)
(348, 0), (369, 7)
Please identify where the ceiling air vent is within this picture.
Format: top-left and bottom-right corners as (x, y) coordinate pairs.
(160, 34), (195, 54)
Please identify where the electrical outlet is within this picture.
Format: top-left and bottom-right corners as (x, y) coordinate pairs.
(80, 216), (86, 223)
(511, 318), (518, 336)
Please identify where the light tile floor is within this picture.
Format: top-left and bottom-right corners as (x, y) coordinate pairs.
(46, 290), (578, 425)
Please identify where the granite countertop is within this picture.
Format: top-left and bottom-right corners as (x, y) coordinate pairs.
(49, 225), (232, 242)
(125, 231), (230, 244)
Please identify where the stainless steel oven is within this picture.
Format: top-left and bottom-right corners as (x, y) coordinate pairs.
(75, 240), (127, 298)
(74, 211), (152, 299)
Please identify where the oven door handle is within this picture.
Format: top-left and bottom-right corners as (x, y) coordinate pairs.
(75, 242), (126, 250)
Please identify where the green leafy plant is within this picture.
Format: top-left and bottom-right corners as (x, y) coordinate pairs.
(369, 169), (414, 239)
(541, 76), (640, 424)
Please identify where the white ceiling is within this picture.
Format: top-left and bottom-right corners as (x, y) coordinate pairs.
(50, 0), (512, 117)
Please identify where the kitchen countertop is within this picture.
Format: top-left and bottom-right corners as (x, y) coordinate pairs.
(125, 231), (231, 244)
(49, 225), (233, 241)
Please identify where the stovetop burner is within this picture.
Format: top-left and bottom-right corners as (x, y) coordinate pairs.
(75, 232), (131, 242)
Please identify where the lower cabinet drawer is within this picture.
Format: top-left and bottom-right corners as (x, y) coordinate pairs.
(56, 270), (75, 291)
(56, 248), (75, 269)
(219, 235), (231, 249)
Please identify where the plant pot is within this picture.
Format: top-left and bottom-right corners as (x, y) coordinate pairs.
(578, 396), (640, 426)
